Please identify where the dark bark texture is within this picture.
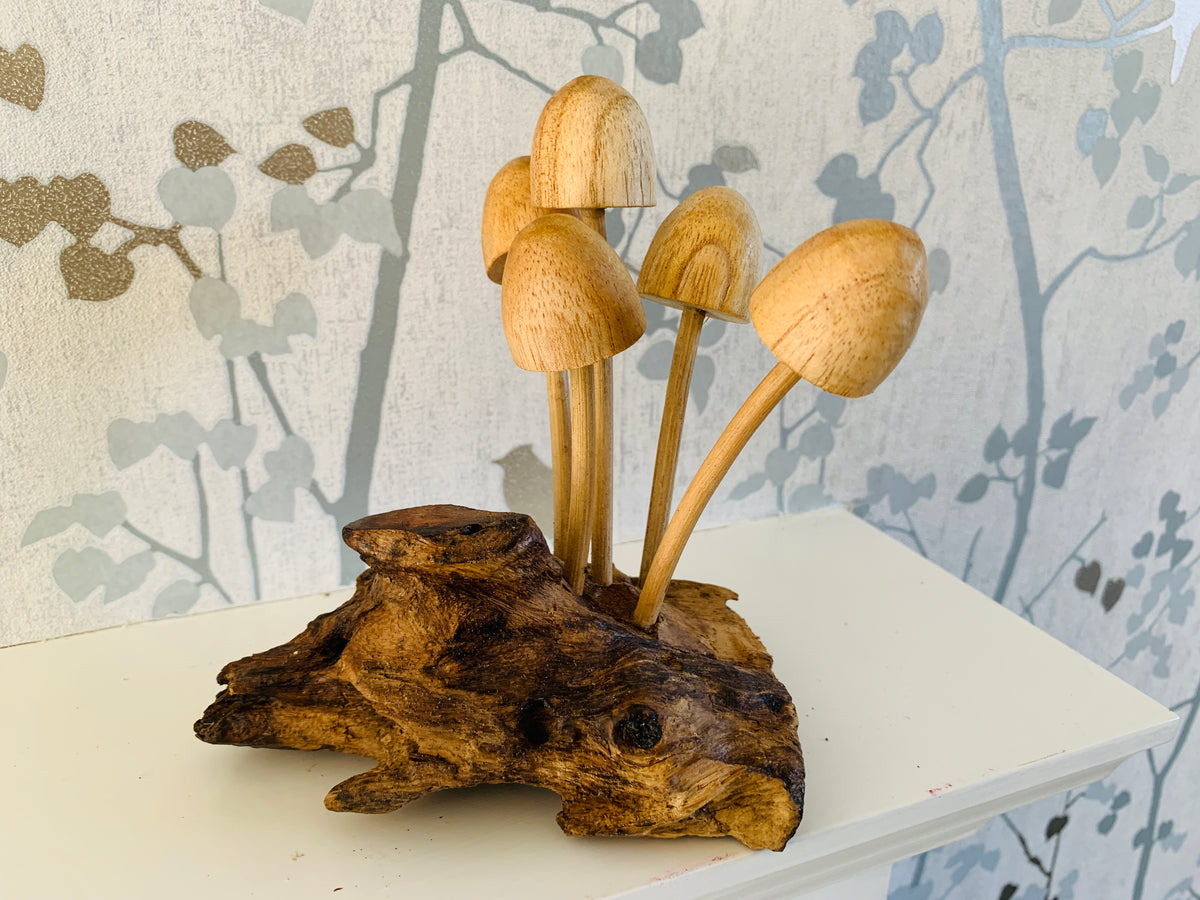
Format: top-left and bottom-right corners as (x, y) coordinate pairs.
(195, 505), (804, 851)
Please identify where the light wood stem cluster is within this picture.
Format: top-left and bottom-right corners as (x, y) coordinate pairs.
(485, 76), (929, 632)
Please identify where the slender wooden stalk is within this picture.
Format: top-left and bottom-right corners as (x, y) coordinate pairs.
(592, 357), (614, 585)
(573, 203), (609, 584)
(575, 207), (607, 239)
(564, 366), (596, 593)
(633, 362), (800, 628)
(546, 371), (571, 557)
(639, 306), (705, 583)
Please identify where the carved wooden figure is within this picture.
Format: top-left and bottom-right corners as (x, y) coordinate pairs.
(636, 186), (762, 583)
(633, 219), (928, 628)
(531, 75), (657, 585)
(195, 506), (805, 851)
(196, 74), (933, 859)
(482, 156), (571, 556)
(500, 213), (645, 593)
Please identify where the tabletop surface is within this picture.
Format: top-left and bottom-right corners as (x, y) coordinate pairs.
(0, 508), (1178, 899)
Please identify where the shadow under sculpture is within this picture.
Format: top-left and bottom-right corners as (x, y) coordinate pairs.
(195, 504), (806, 851)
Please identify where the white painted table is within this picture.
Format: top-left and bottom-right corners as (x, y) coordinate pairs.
(0, 509), (1178, 899)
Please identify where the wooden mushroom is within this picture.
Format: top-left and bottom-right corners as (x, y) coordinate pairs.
(531, 75), (656, 586)
(636, 186), (762, 582)
(482, 156), (572, 556)
(632, 219), (928, 628)
(501, 213), (646, 593)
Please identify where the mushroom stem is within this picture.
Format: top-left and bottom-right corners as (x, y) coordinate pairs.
(633, 362), (800, 628)
(575, 207), (607, 239)
(564, 365), (596, 593)
(546, 370), (571, 557)
(638, 306), (706, 584)
(574, 205), (611, 586)
(591, 357), (614, 585)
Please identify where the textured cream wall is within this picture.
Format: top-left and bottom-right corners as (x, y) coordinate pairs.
(2, 2), (1200, 896)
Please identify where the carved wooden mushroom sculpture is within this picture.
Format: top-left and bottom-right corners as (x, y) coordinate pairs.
(502, 213), (645, 593)
(482, 156), (572, 556)
(531, 74), (656, 586)
(633, 218), (928, 628)
(637, 186), (762, 582)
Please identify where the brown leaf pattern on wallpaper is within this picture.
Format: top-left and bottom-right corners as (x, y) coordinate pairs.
(59, 243), (135, 301)
(172, 121), (236, 170)
(259, 143), (318, 183)
(0, 177), (49, 246)
(0, 44), (45, 110)
(0, 169), (202, 300)
(303, 107), (356, 148)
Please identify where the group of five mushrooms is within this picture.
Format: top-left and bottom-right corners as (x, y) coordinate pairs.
(482, 75), (928, 628)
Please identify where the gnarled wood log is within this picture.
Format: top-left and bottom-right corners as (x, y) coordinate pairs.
(194, 505), (804, 851)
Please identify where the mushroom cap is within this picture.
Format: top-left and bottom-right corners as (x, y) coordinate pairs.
(636, 186), (761, 323)
(502, 214), (646, 372)
(481, 156), (538, 285)
(530, 75), (656, 210)
(749, 219), (928, 398)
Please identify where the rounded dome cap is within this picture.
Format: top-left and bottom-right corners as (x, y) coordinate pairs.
(481, 156), (538, 285)
(530, 75), (656, 210)
(749, 219), (927, 397)
(502, 214), (646, 372)
(637, 186), (761, 323)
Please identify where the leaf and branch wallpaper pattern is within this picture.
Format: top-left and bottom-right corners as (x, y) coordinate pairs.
(1, 0), (1198, 896)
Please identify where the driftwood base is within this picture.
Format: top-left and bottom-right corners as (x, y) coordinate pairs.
(194, 505), (805, 851)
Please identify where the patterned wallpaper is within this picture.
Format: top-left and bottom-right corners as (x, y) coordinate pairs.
(2, 1), (1199, 897)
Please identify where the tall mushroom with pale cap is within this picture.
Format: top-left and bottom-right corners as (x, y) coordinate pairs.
(531, 74), (656, 586)
(502, 214), (646, 593)
(482, 156), (573, 557)
(632, 218), (928, 628)
(636, 186), (762, 583)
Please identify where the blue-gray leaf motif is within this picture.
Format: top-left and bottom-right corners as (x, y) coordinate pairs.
(1144, 145), (1169, 183)
(797, 422), (835, 459)
(245, 435), (315, 521)
(690, 354), (714, 411)
(1127, 195), (1155, 229)
(927, 248), (951, 294)
(108, 412), (207, 468)
(259, 0), (314, 22)
(712, 144), (759, 174)
(581, 44), (624, 84)
(153, 580), (201, 617)
(52, 548), (154, 604)
(1048, 0), (1083, 25)
(909, 13), (943, 66)
(23, 492), (127, 545)
(729, 472), (766, 501)
(636, 340), (673, 381)
(1075, 108), (1108, 157)
(157, 167), (236, 230)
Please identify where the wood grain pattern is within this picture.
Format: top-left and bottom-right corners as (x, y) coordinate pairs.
(636, 185), (761, 323)
(482, 157), (576, 557)
(591, 356), (614, 586)
(635, 220), (929, 626)
(546, 369), (571, 555)
(501, 214), (644, 373)
(639, 306), (703, 583)
(750, 218), (928, 398)
(482, 156), (539, 285)
(634, 363), (800, 628)
(565, 366), (595, 593)
(194, 506), (804, 851)
(637, 187), (761, 578)
(530, 75), (656, 210)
